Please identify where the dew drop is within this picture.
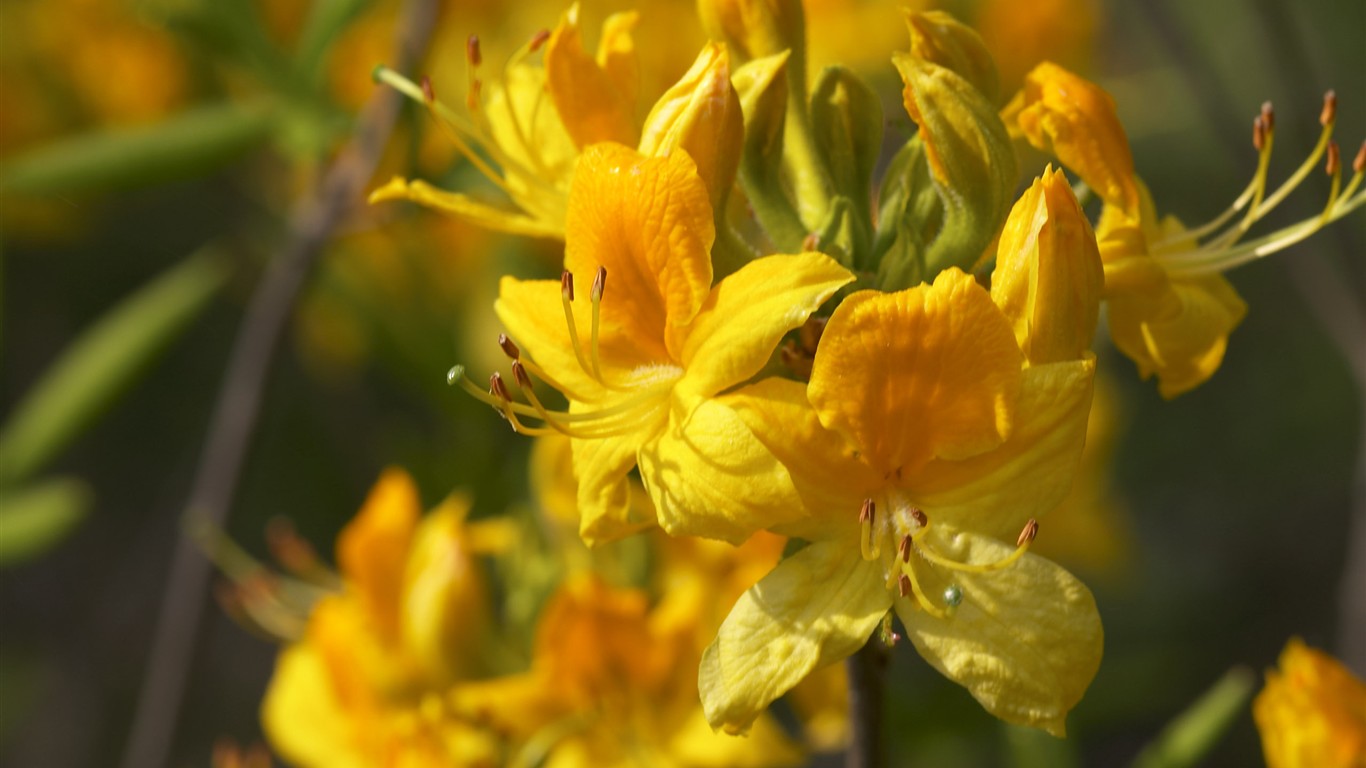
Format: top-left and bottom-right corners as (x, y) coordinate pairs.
(943, 584), (963, 608)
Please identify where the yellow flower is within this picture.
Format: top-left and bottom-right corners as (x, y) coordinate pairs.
(449, 142), (851, 544)
(1004, 63), (1365, 397)
(449, 573), (804, 768)
(685, 173), (1104, 737)
(261, 469), (512, 768)
(1254, 638), (1366, 768)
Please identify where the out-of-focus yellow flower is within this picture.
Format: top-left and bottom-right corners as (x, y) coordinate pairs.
(971, 0), (1097, 95)
(448, 143), (849, 543)
(261, 469), (514, 768)
(1254, 638), (1366, 768)
(1005, 63), (1364, 397)
(693, 262), (1102, 736)
(450, 572), (804, 768)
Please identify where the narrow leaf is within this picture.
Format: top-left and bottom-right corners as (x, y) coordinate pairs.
(1131, 667), (1256, 768)
(0, 477), (92, 566)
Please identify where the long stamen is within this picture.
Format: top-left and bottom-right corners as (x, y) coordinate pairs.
(560, 271), (598, 382)
(448, 364), (672, 436)
(590, 266), (611, 386)
(465, 35), (483, 112)
(1155, 113), (1273, 247)
(900, 562), (947, 619)
(859, 499), (880, 561)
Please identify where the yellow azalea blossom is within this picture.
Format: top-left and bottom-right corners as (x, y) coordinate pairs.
(371, 3), (641, 238)
(449, 573), (804, 768)
(685, 173), (1104, 736)
(448, 142), (851, 544)
(261, 469), (513, 768)
(1005, 62), (1366, 397)
(1254, 638), (1366, 768)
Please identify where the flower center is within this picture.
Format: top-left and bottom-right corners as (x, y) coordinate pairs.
(448, 266), (679, 439)
(859, 493), (1037, 619)
(1152, 92), (1365, 278)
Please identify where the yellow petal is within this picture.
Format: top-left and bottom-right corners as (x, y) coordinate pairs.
(261, 643), (369, 768)
(564, 143), (715, 357)
(399, 494), (489, 685)
(639, 43), (744, 209)
(1004, 62), (1140, 217)
(909, 358), (1095, 544)
(991, 167), (1104, 365)
(668, 709), (806, 767)
(545, 4), (639, 149)
(1104, 264), (1247, 399)
(596, 11), (641, 111)
(573, 412), (659, 545)
(367, 177), (563, 239)
(724, 377), (878, 542)
(639, 393), (808, 544)
(676, 251), (852, 398)
(336, 468), (420, 639)
(905, 10), (1000, 101)
(809, 269), (1024, 477)
(700, 539), (892, 734)
(895, 526), (1102, 736)
(1254, 638), (1366, 768)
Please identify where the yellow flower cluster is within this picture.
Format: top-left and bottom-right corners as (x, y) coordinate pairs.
(255, 0), (1362, 763)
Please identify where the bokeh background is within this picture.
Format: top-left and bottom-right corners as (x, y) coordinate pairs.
(1, 0), (1362, 765)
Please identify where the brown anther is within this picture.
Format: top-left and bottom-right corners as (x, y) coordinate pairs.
(1253, 115), (1267, 152)
(265, 517), (318, 575)
(498, 333), (521, 360)
(489, 372), (512, 402)
(466, 34), (482, 67)
(910, 508), (928, 528)
(801, 232), (821, 251)
(1354, 140), (1366, 174)
(529, 28), (551, 52)
(1320, 90), (1337, 127)
(898, 573), (912, 598)
(511, 359), (532, 389)
(1017, 518), (1039, 547)
(859, 498), (875, 524)
(1326, 141), (1341, 175)
(421, 76), (435, 104)
(1260, 101), (1275, 132)
(897, 534), (913, 563)
(561, 270), (575, 301)
(799, 316), (826, 354)
(591, 265), (607, 301)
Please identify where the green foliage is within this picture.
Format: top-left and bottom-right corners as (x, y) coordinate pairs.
(0, 477), (91, 567)
(0, 249), (229, 485)
(1131, 667), (1256, 768)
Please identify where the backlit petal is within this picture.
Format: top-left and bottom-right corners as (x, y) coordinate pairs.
(808, 269), (1023, 476)
(896, 526), (1102, 736)
(336, 468), (420, 639)
(677, 252), (853, 399)
(700, 540), (892, 734)
(564, 143), (715, 362)
(572, 401), (661, 545)
(545, 4), (638, 148)
(909, 357), (1095, 542)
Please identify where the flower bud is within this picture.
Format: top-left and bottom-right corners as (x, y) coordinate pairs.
(639, 43), (744, 209)
(991, 167), (1103, 364)
(698, 0), (804, 65)
(400, 495), (490, 684)
(905, 10), (999, 102)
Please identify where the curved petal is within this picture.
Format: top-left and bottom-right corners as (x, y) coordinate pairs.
(809, 269), (1024, 476)
(261, 643), (369, 768)
(545, 4), (638, 148)
(895, 526), (1102, 736)
(639, 393), (808, 544)
(908, 357), (1095, 543)
(724, 377), (878, 542)
(572, 412), (658, 545)
(367, 177), (563, 239)
(677, 252), (853, 398)
(564, 143), (715, 364)
(700, 540), (892, 734)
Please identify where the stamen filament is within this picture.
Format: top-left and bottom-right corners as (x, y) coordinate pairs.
(900, 562), (947, 619)
(447, 365), (672, 436)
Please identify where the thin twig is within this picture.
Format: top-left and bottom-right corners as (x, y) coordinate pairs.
(118, 2), (438, 766)
(846, 638), (888, 768)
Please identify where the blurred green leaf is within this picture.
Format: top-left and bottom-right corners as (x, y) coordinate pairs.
(295, 0), (373, 84)
(1004, 723), (1080, 768)
(0, 250), (230, 485)
(0, 477), (92, 566)
(0, 102), (274, 196)
(1131, 667), (1256, 768)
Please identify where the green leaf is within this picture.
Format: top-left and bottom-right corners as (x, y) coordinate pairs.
(0, 477), (92, 566)
(1131, 667), (1256, 768)
(0, 102), (274, 196)
(0, 250), (230, 485)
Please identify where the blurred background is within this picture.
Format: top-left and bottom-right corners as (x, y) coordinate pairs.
(1, 0), (1362, 765)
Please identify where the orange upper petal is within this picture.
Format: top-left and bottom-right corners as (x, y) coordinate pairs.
(808, 269), (1024, 477)
(545, 5), (640, 149)
(565, 142), (715, 363)
(336, 468), (421, 640)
